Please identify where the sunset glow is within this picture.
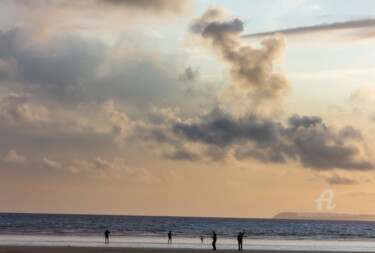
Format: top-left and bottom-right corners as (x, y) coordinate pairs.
(1, 0), (375, 218)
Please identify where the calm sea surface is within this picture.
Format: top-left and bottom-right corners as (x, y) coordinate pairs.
(1, 213), (375, 251)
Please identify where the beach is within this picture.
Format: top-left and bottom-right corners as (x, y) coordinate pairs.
(3, 214), (375, 252)
(0, 247), (373, 253)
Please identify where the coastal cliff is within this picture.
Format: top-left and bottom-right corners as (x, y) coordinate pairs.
(273, 212), (375, 221)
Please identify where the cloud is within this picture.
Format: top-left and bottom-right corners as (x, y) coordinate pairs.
(101, 100), (136, 146)
(288, 114), (322, 129)
(147, 106), (181, 125)
(0, 29), (105, 89)
(0, 29), (110, 110)
(3, 149), (26, 164)
(326, 174), (357, 185)
(189, 6), (291, 112)
(173, 108), (278, 147)
(0, 2), (372, 178)
(0, 94), (51, 125)
(1, 148), (150, 180)
(3, 0), (192, 36)
(168, 6), (374, 170)
(189, 5), (229, 34)
(16, 0), (191, 14)
(0, 5), (193, 131)
(288, 67), (375, 80)
(0, 93), (128, 139)
(0, 58), (18, 78)
(172, 109), (373, 171)
(98, 0), (191, 15)
(163, 149), (199, 161)
(134, 106), (184, 150)
(244, 18), (375, 40)
(179, 67), (199, 83)
(177, 66), (218, 107)
(350, 86), (375, 102)
(202, 18), (244, 37)
(0, 20), (189, 142)
(42, 158), (62, 170)
(67, 156), (151, 180)
(338, 126), (362, 140)
(289, 120), (372, 171)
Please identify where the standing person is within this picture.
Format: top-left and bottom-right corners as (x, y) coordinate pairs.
(211, 231), (217, 251)
(201, 235), (204, 243)
(104, 229), (110, 244)
(237, 230), (245, 251)
(168, 231), (172, 244)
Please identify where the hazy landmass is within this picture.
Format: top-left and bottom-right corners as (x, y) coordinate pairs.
(274, 212), (375, 221)
(0, 246), (365, 253)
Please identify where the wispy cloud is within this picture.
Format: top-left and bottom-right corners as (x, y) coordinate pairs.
(3, 149), (26, 164)
(244, 18), (375, 40)
(326, 174), (357, 185)
(288, 67), (375, 80)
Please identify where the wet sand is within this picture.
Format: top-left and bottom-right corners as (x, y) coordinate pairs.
(0, 246), (372, 253)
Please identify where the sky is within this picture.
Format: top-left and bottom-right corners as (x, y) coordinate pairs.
(1, 0), (375, 218)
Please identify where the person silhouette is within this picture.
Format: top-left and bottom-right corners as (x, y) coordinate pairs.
(211, 231), (217, 250)
(104, 229), (110, 244)
(201, 235), (204, 243)
(237, 230), (245, 251)
(168, 231), (172, 244)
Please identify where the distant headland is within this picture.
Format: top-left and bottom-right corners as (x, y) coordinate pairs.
(273, 212), (375, 221)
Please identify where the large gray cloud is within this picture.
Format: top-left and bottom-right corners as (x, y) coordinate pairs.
(0, 26), (189, 113)
(172, 109), (373, 171)
(244, 18), (375, 40)
(0, 29), (106, 105)
(290, 124), (372, 170)
(0, 0), (193, 107)
(0, 1), (196, 178)
(173, 108), (278, 147)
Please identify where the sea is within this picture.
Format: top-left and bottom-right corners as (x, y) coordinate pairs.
(2, 213), (375, 251)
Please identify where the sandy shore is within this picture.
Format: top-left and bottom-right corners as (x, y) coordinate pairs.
(0, 246), (373, 253)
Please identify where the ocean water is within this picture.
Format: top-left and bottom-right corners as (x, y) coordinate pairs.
(2, 213), (375, 251)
